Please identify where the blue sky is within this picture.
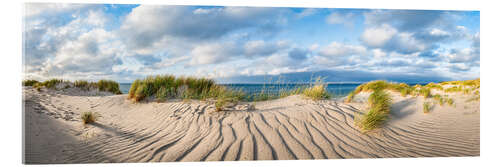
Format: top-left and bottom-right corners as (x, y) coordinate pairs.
(23, 3), (480, 83)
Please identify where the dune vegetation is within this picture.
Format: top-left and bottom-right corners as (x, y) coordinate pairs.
(423, 102), (432, 113)
(356, 89), (392, 132)
(22, 79), (122, 94)
(81, 111), (98, 124)
(345, 79), (480, 103)
(127, 75), (333, 104)
(347, 78), (479, 131)
(301, 79), (332, 100)
(127, 75), (245, 102)
(22, 79), (40, 86)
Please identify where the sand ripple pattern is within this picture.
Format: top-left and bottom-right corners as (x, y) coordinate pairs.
(24, 88), (479, 163)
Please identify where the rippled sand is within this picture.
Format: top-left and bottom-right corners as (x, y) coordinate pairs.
(23, 87), (479, 164)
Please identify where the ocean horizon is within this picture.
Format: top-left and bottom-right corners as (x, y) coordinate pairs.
(118, 82), (429, 97)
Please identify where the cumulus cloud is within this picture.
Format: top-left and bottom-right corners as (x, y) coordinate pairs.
(360, 24), (397, 48)
(22, 4), (479, 82)
(325, 12), (355, 27)
(120, 6), (289, 49)
(23, 4), (125, 80)
(38, 28), (123, 80)
(318, 42), (367, 57)
(361, 9), (474, 59)
(445, 47), (479, 64)
(363, 10), (454, 32)
(243, 40), (288, 57)
(313, 42), (367, 67)
(189, 42), (240, 65)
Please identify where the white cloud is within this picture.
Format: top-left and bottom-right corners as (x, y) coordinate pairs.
(372, 49), (387, 58)
(325, 12), (354, 26)
(243, 40), (287, 57)
(360, 24), (397, 48)
(189, 42), (239, 65)
(120, 5), (288, 49)
(296, 8), (318, 18)
(318, 42), (367, 57)
(430, 28), (450, 36)
(445, 47), (479, 63)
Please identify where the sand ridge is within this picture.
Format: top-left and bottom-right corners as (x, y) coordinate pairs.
(23, 86), (479, 164)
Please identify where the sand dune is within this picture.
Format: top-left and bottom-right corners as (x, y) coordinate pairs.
(23, 86), (479, 164)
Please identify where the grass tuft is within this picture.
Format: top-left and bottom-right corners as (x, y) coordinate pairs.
(423, 102), (432, 113)
(447, 98), (454, 106)
(96, 80), (121, 94)
(81, 111), (98, 124)
(356, 90), (392, 132)
(302, 78), (331, 100)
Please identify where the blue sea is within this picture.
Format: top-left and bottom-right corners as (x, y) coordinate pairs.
(119, 83), (361, 97)
(119, 82), (429, 98)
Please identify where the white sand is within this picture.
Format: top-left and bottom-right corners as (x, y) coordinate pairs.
(23, 86), (479, 164)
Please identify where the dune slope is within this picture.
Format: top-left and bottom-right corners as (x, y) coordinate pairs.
(23, 87), (479, 164)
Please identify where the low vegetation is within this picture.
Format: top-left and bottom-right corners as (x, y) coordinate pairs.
(348, 78), (480, 131)
(81, 111), (98, 124)
(128, 75), (333, 103)
(96, 80), (121, 94)
(447, 98), (454, 106)
(345, 78), (479, 104)
(301, 80), (331, 100)
(23, 79), (122, 94)
(22, 79), (40, 86)
(40, 79), (64, 89)
(466, 95), (480, 102)
(128, 75), (245, 102)
(356, 90), (392, 132)
(423, 102), (432, 113)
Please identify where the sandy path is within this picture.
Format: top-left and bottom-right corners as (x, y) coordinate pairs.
(23, 87), (479, 164)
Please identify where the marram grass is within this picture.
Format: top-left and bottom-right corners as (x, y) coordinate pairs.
(81, 111), (98, 124)
(127, 75), (245, 102)
(22, 79), (122, 94)
(356, 90), (392, 132)
(423, 102), (432, 113)
(302, 82), (331, 100)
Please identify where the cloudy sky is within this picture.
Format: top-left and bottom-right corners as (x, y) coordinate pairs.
(23, 3), (479, 83)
